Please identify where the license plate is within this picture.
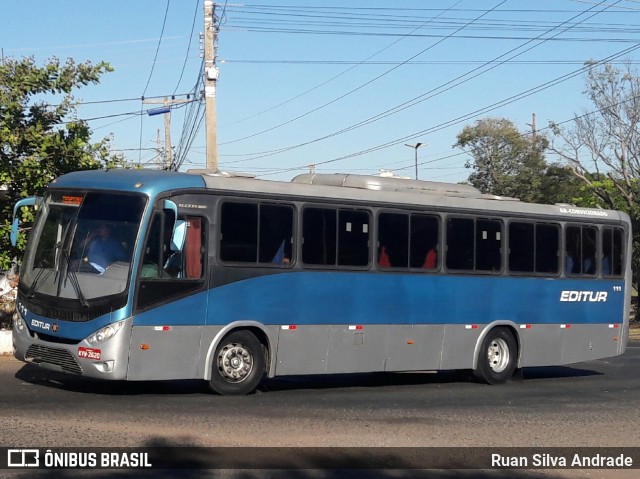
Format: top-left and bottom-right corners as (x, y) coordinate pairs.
(78, 347), (102, 360)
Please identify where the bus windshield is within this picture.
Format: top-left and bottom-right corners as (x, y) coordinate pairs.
(21, 191), (147, 303)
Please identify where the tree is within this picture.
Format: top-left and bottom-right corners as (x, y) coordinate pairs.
(0, 56), (125, 271)
(454, 117), (550, 202)
(536, 163), (584, 205)
(550, 61), (640, 319)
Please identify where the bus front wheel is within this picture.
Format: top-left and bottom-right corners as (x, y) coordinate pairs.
(209, 330), (265, 395)
(473, 327), (517, 385)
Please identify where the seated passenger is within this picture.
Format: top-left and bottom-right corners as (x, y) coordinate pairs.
(423, 247), (437, 269)
(272, 240), (291, 264)
(378, 246), (391, 267)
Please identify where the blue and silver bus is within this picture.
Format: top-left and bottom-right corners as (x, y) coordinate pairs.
(10, 169), (631, 394)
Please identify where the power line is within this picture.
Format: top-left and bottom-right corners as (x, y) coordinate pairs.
(253, 42), (640, 178)
(142, 0), (172, 97)
(220, 0), (466, 128)
(51, 93), (193, 107)
(173, 0), (200, 95)
(221, 59), (640, 66)
(62, 100), (195, 125)
(138, 0), (171, 165)
(173, 59), (206, 170)
(220, 0), (508, 146)
(224, 0), (620, 164)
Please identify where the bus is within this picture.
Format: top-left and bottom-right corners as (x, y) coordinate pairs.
(9, 169), (631, 395)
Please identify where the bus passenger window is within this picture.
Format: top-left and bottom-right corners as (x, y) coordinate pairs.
(509, 222), (559, 275)
(566, 225), (597, 276)
(603, 227), (624, 277)
(582, 227), (597, 275)
(258, 204), (294, 264)
(220, 202), (294, 265)
(410, 214), (439, 270)
(509, 222), (534, 272)
(536, 224), (559, 274)
(447, 217), (501, 272)
(302, 208), (337, 265)
(476, 219), (502, 271)
(446, 218), (474, 270)
(220, 203), (258, 262)
(378, 213), (409, 268)
(565, 227), (578, 274)
(338, 210), (369, 266)
(302, 208), (369, 267)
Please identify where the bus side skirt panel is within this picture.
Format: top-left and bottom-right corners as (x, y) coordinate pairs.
(274, 324), (446, 375)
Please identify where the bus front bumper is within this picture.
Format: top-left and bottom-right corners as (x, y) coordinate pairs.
(12, 317), (132, 380)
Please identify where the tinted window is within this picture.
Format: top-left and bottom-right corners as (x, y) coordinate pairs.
(378, 213), (408, 267)
(602, 227), (624, 277)
(566, 225), (597, 276)
(446, 218), (475, 270)
(410, 215), (439, 269)
(220, 202), (258, 262)
(303, 207), (369, 267)
(220, 202), (293, 264)
(446, 217), (501, 272)
(509, 222), (559, 274)
(302, 208), (336, 265)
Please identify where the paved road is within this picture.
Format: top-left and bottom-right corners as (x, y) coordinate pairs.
(0, 345), (639, 479)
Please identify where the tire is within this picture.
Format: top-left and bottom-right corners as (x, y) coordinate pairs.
(473, 327), (517, 385)
(209, 330), (266, 395)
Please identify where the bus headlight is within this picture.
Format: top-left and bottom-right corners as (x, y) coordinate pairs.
(86, 321), (124, 345)
(14, 314), (25, 332)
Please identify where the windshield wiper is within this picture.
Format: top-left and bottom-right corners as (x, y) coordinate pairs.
(61, 249), (89, 308)
(26, 267), (53, 299)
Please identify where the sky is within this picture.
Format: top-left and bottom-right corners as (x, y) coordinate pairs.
(2, 0), (640, 183)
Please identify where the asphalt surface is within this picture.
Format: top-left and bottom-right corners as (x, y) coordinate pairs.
(0, 345), (639, 479)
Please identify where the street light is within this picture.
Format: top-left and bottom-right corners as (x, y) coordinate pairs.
(404, 142), (426, 180)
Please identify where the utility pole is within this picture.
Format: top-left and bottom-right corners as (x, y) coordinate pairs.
(144, 97), (190, 170)
(203, 0), (220, 171)
(528, 112), (537, 139)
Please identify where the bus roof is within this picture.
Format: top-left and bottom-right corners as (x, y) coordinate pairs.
(49, 168), (628, 224)
(50, 168), (206, 196)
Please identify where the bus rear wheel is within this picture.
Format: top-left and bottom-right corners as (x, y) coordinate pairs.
(474, 327), (517, 385)
(209, 330), (265, 395)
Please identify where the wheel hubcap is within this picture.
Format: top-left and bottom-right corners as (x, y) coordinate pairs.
(217, 342), (253, 383)
(487, 338), (509, 373)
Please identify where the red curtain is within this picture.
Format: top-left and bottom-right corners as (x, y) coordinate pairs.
(185, 218), (202, 278)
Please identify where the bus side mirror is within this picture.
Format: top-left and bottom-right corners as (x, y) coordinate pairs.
(171, 220), (186, 252)
(162, 199), (186, 252)
(10, 196), (40, 246)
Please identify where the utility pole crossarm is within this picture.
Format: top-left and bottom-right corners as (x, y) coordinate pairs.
(143, 97), (191, 170)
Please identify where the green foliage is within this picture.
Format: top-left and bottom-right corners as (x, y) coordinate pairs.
(454, 117), (575, 204)
(0, 56), (126, 271)
(550, 61), (640, 309)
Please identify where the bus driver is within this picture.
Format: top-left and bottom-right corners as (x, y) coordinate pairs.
(83, 224), (127, 273)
